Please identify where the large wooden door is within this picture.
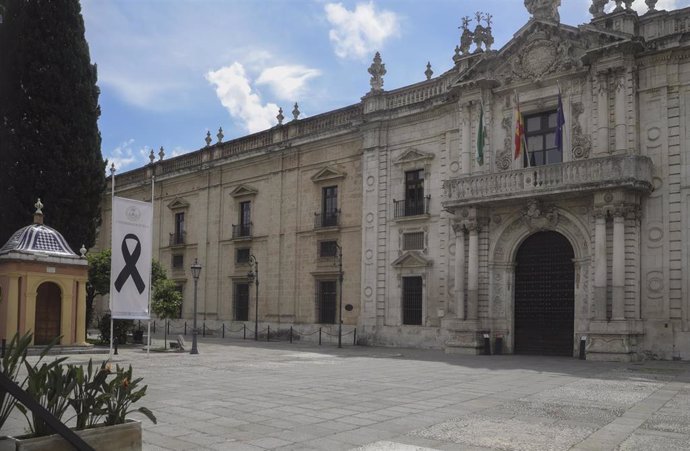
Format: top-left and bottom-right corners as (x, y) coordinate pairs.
(34, 282), (61, 345)
(514, 231), (574, 356)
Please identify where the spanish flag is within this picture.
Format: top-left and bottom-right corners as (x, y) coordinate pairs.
(514, 94), (529, 167)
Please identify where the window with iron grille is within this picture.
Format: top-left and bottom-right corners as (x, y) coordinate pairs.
(316, 280), (337, 324)
(234, 283), (250, 321)
(319, 240), (338, 258)
(239, 201), (251, 234)
(236, 248), (250, 264)
(173, 212), (185, 244)
(321, 186), (338, 227)
(172, 254), (184, 269)
(525, 110), (561, 166)
(402, 232), (424, 251)
(402, 276), (423, 325)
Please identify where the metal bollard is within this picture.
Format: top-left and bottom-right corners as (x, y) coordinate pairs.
(153, 321), (156, 334)
(243, 324), (246, 339)
(353, 328), (357, 346)
(289, 326), (293, 344)
(267, 325), (270, 342)
(184, 321), (187, 335)
(114, 337), (118, 355)
(319, 327), (322, 346)
(203, 322), (206, 337)
(222, 323), (225, 338)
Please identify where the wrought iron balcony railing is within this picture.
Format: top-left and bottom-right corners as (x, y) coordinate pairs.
(442, 155), (653, 209)
(314, 211), (340, 228)
(393, 196), (431, 218)
(232, 223), (253, 239)
(169, 231), (186, 246)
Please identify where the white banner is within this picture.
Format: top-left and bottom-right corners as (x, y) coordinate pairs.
(110, 196), (153, 319)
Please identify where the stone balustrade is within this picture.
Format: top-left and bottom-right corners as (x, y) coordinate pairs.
(442, 155), (653, 208)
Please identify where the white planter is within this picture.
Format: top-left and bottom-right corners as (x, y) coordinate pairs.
(1, 420), (141, 451)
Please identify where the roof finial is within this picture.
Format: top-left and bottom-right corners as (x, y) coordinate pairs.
(205, 130), (212, 147)
(34, 198), (44, 225)
(292, 103), (301, 121)
(277, 107), (284, 125)
(425, 62), (433, 80)
(524, 0), (561, 22)
(217, 127), (224, 143)
(80, 244), (87, 258)
(158, 146), (165, 161)
(368, 52), (386, 93)
(149, 149), (155, 164)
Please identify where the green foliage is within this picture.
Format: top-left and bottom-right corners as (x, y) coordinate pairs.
(152, 279), (183, 321)
(98, 313), (133, 345)
(1, 332), (155, 437)
(103, 364), (156, 426)
(0, 0), (106, 250)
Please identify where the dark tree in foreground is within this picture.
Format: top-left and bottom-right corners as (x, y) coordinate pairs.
(0, 0), (106, 250)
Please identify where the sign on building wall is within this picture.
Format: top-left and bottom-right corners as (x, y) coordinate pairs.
(109, 196), (153, 319)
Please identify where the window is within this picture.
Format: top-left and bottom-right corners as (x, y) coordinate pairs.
(525, 111), (561, 166)
(402, 232), (424, 251)
(405, 170), (425, 214)
(316, 280), (337, 324)
(402, 276), (423, 325)
(319, 240), (338, 258)
(172, 254), (184, 269)
(236, 248), (250, 264)
(173, 212), (185, 245)
(321, 186), (338, 227)
(234, 283), (249, 321)
(233, 201), (252, 238)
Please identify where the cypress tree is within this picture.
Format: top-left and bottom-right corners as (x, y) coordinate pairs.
(0, 0), (105, 251)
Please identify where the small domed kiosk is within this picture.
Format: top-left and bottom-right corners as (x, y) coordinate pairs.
(0, 200), (87, 345)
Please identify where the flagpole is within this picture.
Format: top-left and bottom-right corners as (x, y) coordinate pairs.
(109, 163), (116, 360)
(147, 174), (154, 356)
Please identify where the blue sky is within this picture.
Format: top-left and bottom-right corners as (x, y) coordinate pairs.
(80, 0), (686, 173)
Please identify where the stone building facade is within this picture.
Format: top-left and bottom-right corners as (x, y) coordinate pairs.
(98, 0), (690, 360)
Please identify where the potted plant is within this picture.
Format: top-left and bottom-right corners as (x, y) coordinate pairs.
(0, 333), (156, 451)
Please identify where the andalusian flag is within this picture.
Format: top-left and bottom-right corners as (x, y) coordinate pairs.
(514, 94), (529, 167)
(476, 103), (486, 166)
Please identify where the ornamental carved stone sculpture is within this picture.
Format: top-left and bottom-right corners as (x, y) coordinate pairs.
(368, 52), (386, 93)
(524, 0), (561, 22)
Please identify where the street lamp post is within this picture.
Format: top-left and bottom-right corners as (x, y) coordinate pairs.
(335, 243), (343, 348)
(190, 258), (202, 354)
(247, 255), (259, 340)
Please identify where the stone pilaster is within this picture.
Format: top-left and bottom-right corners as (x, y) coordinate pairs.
(612, 206), (626, 320)
(593, 207), (608, 320)
(452, 222), (466, 320)
(461, 103), (472, 175)
(596, 72), (609, 154)
(467, 220), (479, 320)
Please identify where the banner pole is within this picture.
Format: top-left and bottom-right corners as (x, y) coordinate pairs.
(147, 174), (155, 356)
(109, 163), (116, 360)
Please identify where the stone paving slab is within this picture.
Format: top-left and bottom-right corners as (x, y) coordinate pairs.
(3, 338), (690, 450)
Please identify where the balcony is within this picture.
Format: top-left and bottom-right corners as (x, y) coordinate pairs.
(232, 223), (252, 239)
(169, 232), (186, 246)
(442, 155), (653, 210)
(394, 196), (430, 219)
(314, 211), (340, 229)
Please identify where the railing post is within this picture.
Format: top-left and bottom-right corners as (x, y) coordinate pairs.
(243, 323), (246, 340)
(222, 323), (225, 338)
(267, 325), (270, 342)
(353, 328), (357, 346)
(184, 321), (187, 335)
(114, 336), (118, 355)
(319, 327), (322, 346)
(290, 326), (293, 344)
(203, 322), (206, 337)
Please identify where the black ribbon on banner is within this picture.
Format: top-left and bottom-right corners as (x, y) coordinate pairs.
(114, 233), (146, 294)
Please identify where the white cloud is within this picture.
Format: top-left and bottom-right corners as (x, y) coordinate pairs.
(206, 63), (279, 134)
(256, 65), (322, 101)
(325, 2), (400, 59)
(106, 139), (138, 172)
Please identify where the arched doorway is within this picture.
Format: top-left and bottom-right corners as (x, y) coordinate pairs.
(514, 231), (574, 356)
(35, 282), (61, 345)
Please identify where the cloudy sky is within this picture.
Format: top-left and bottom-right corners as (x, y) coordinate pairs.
(80, 0), (686, 173)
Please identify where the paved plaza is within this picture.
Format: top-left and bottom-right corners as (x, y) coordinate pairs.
(4, 337), (690, 450)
